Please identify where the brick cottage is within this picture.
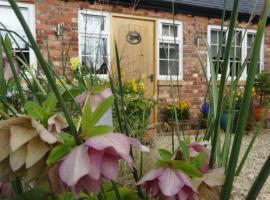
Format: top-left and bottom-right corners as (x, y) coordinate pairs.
(0, 0), (269, 126)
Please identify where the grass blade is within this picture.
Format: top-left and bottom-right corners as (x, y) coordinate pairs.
(220, 0), (270, 198)
(246, 154), (270, 199)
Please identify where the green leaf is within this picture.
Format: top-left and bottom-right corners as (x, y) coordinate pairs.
(84, 125), (113, 139)
(156, 160), (202, 178)
(5, 34), (12, 53)
(191, 152), (206, 170)
(81, 100), (93, 135)
(158, 149), (173, 161)
(59, 132), (76, 147)
(42, 93), (57, 115)
(89, 96), (114, 128)
(179, 141), (190, 161)
(46, 144), (71, 166)
(171, 160), (202, 177)
(24, 101), (45, 122)
(91, 84), (110, 95)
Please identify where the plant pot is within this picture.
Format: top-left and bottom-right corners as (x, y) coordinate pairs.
(220, 110), (240, 134)
(254, 106), (266, 122)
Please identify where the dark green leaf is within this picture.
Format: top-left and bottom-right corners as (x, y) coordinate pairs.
(24, 101), (45, 121)
(46, 144), (71, 166)
(89, 96), (114, 128)
(158, 149), (173, 161)
(84, 125), (113, 139)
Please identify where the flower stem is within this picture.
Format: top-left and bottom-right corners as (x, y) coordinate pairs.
(111, 181), (122, 200)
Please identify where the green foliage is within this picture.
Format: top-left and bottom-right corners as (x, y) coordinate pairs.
(158, 149), (173, 161)
(47, 132), (76, 166)
(46, 144), (71, 166)
(156, 160), (202, 178)
(254, 72), (270, 105)
(24, 93), (57, 124)
(82, 95), (114, 139)
(112, 76), (158, 138)
(6, 188), (51, 200)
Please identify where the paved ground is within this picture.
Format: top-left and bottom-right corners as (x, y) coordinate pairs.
(150, 130), (270, 200)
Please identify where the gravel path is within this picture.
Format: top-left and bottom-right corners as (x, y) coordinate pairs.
(151, 130), (270, 200)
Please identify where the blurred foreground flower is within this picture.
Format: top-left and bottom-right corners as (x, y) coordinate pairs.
(138, 167), (197, 200)
(59, 133), (149, 195)
(0, 116), (58, 181)
(75, 87), (112, 110)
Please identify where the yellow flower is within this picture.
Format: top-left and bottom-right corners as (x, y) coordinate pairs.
(70, 57), (81, 71)
(139, 82), (145, 91)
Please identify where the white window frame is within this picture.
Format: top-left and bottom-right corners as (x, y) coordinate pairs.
(78, 9), (110, 78)
(157, 19), (183, 80)
(0, 0), (36, 66)
(207, 25), (264, 80)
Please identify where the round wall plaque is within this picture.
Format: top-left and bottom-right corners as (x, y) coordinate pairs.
(126, 31), (141, 45)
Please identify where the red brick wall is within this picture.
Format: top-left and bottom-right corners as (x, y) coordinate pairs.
(22, 0), (270, 125)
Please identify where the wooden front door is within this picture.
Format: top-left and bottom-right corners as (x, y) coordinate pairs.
(111, 15), (156, 96)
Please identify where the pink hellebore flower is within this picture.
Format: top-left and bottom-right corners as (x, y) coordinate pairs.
(48, 114), (68, 134)
(138, 167), (197, 200)
(59, 133), (149, 195)
(75, 88), (112, 110)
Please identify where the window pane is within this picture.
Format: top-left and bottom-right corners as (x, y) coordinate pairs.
(82, 56), (108, 74)
(169, 44), (179, 59)
(169, 25), (178, 37)
(211, 30), (218, 44)
(82, 14), (105, 34)
(211, 45), (218, 57)
(162, 24), (169, 36)
(169, 60), (179, 76)
(235, 31), (242, 46)
(159, 60), (168, 75)
(159, 43), (168, 59)
(247, 33), (255, 47)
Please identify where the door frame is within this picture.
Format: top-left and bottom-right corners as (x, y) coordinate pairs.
(110, 13), (158, 123)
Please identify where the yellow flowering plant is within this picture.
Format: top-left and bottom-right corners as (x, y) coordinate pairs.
(112, 75), (158, 138)
(166, 100), (190, 120)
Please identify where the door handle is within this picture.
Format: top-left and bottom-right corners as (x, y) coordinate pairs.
(147, 74), (154, 82)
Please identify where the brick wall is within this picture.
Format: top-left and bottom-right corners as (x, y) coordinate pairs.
(22, 0), (270, 126)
